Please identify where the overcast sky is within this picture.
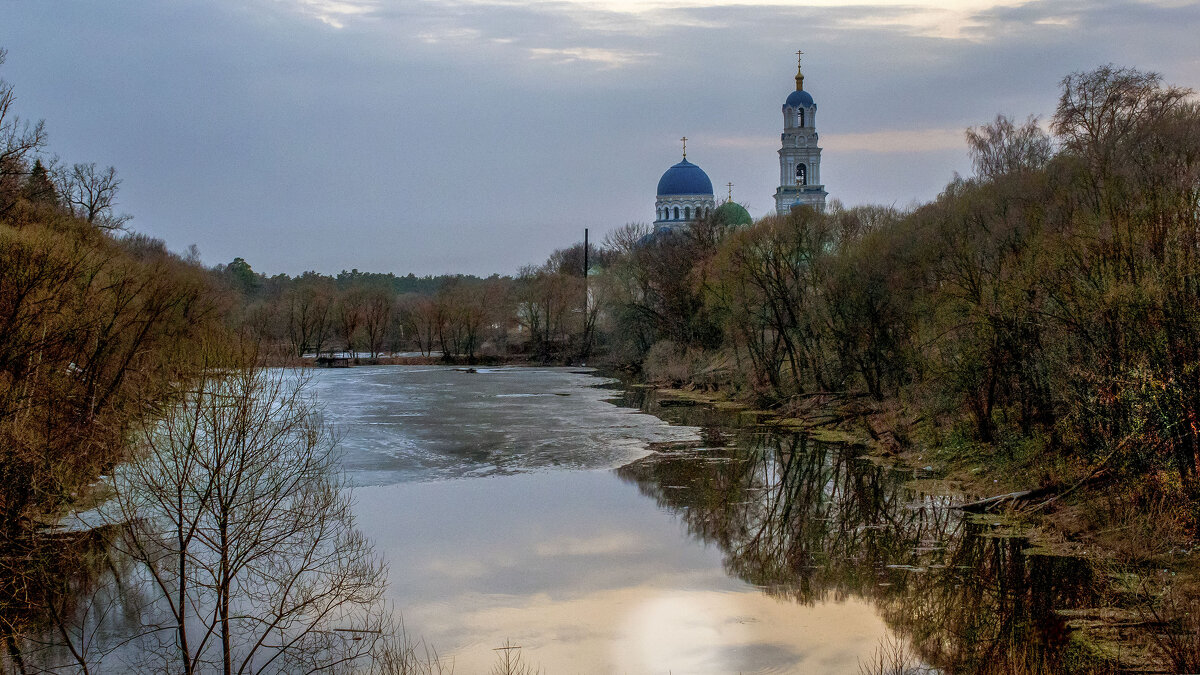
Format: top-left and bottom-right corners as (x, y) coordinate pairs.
(3, 0), (1198, 276)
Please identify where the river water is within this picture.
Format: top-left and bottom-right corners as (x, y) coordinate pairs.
(17, 365), (1097, 673)
(308, 366), (1095, 674)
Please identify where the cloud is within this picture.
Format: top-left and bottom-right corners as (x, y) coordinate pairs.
(527, 46), (656, 69)
(709, 135), (777, 152)
(284, 0), (377, 28)
(825, 128), (967, 153)
(9, 0), (1198, 276)
(416, 26), (484, 44)
(710, 128), (966, 155)
(535, 532), (646, 557)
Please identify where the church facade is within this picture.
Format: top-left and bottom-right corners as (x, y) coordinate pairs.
(651, 52), (826, 231)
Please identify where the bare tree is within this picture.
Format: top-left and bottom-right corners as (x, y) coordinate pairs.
(108, 365), (388, 674)
(335, 289), (365, 357)
(964, 114), (1052, 179)
(0, 48), (48, 215)
(57, 162), (131, 230)
(399, 296), (442, 357)
(602, 222), (651, 256)
(361, 288), (393, 358)
(285, 281), (335, 357)
(1053, 64), (1191, 174)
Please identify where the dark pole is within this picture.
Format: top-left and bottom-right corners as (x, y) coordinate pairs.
(582, 228), (589, 364)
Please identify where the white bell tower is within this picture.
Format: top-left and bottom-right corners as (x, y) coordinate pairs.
(774, 50), (827, 214)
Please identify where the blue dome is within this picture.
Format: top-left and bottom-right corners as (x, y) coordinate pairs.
(656, 159), (714, 196)
(785, 89), (814, 107)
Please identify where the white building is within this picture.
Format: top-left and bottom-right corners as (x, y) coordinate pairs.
(774, 53), (828, 213)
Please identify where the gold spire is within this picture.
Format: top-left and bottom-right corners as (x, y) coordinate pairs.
(727, 182), (734, 203)
(681, 136), (688, 160)
(795, 49), (805, 91)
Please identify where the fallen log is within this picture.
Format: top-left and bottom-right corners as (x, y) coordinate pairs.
(952, 490), (1035, 512)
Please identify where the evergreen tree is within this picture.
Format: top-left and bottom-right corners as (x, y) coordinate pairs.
(22, 158), (56, 206)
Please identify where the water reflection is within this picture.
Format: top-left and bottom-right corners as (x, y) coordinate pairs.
(355, 471), (896, 673)
(0, 524), (150, 672)
(616, 389), (1098, 674)
(2, 370), (1103, 674)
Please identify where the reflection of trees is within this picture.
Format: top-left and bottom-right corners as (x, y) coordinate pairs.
(618, 427), (1097, 674)
(618, 431), (952, 604)
(3, 369), (391, 673)
(1, 525), (146, 671)
(887, 523), (1097, 674)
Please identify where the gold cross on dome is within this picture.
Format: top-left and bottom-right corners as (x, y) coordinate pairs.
(681, 136), (688, 159)
(727, 182), (734, 202)
(796, 49), (804, 66)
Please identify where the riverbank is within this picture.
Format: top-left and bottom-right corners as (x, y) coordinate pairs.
(636, 380), (1198, 673)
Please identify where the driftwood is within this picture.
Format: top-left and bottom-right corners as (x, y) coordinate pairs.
(953, 468), (1116, 514)
(658, 398), (699, 407)
(952, 490), (1036, 512)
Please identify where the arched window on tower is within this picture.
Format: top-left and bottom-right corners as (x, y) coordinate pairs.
(796, 163), (808, 186)
(798, 110), (805, 127)
(673, 206), (680, 220)
(684, 206), (691, 220)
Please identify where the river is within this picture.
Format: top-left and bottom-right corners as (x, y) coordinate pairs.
(16, 365), (1098, 673)
(308, 365), (1095, 674)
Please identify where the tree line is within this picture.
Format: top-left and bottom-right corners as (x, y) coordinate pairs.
(219, 243), (614, 363)
(588, 65), (1200, 530)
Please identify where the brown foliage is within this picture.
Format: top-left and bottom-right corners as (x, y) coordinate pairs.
(0, 214), (222, 541)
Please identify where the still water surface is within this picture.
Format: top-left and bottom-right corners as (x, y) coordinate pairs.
(308, 366), (939, 673)
(26, 365), (1097, 673)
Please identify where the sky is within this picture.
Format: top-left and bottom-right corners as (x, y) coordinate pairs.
(2, 0), (1198, 276)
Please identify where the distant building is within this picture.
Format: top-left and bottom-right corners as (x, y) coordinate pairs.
(774, 51), (828, 213)
(650, 51), (827, 233)
(653, 137), (716, 234)
(713, 198), (753, 227)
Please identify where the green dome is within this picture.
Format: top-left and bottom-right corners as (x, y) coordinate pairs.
(713, 201), (752, 227)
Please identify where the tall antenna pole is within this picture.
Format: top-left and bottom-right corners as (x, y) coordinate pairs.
(582, 228), (589, 364)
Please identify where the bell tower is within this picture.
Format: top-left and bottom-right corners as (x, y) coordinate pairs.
(774, 50), (827, 214)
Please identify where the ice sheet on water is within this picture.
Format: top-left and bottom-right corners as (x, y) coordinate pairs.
(298, 366), (700, 485)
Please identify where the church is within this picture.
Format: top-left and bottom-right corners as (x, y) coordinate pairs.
(652, 52), (827, 233)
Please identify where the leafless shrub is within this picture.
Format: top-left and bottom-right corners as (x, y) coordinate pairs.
(858, 634), (932, 675)
(108, 364), (389, 673)
(343, 613), (454, 675)
(488, 640), (540, 675)
(1131, 576), (1200, 673)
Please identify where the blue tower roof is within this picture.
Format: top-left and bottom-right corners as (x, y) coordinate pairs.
(785, 89), (814, 107)
(657, 159), (714, 196)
